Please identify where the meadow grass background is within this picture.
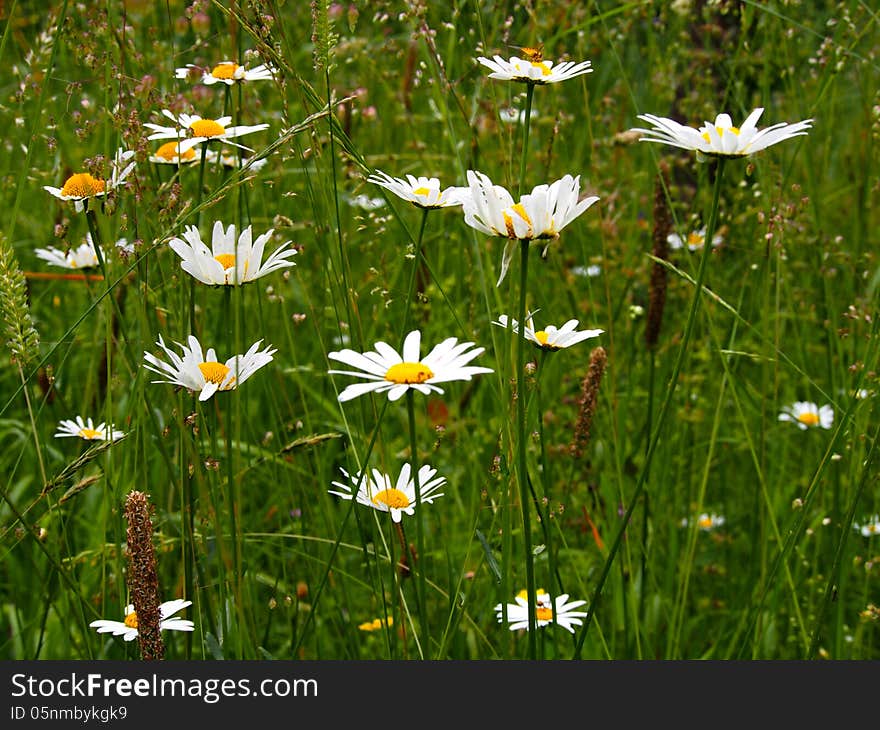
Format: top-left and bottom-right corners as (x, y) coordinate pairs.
(1, 0), (878, 660)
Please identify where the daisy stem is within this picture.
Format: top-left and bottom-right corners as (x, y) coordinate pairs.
(572, 158), (727, 658)
(401, 208), (430, 338)
(405, 389), (429, 655)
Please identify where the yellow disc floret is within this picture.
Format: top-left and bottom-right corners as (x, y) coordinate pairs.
(214, 253), (237, 270)
(189, 119), (226, 138)
(413, 186), (431, 197)
(702, 125), (740, 143)
(536, 605), (554, 621)
(797, 411), (820, 427)
(385, 362), (434, 384)
(198, 361), (231, 384)
(60, 173), (106, 198)
(371, 488), (410, 510)
(211, 62), (240, 80)
(124, 611), (138, 629)
(687, 232), (706, 249)
(77, 428), (103, 439)
(503, 202), (533, 238)
(155, 142), (196, 162)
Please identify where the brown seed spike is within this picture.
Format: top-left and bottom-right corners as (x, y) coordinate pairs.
(570, 346), (608, 459)
(646, 162), (672, 349)
(124, 491), (165, 660)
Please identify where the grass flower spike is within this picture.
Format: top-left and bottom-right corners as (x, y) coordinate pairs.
(168, 221), (297, 286)
(494, 589), (588, 633)
(144, 335), (276, 401)
(144, 110), (269, 154)
(778, 401), (834, 430)
(632, 107), (812, 160)
(328, 463), (446, 522)
(55, 416), (124, 441)
(35, 234), (100, 269)
(477, 54), (592, 85)
(176, 60), (277, 85)
(44, 149), (136, 212)
(493, 312), (603, 351)
(89, 599), (194, 642)
(367, 170), (467, 209)
(667, 227), (723, 252)
(328, 329), (493, 402)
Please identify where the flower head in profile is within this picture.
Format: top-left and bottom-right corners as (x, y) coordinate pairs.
(328, 462), (446, 523)
(853, 516), (880, 538)
(778, 401), (834, 430)
(477, 52), (592, 85)
(358, 615), (394, 632)
(55, 415), (124, 442)
(328, 329), (493, 403)
(667, 227), (723, 252)
(148, 141), (213, 166)
(44, 149), (136, 212)
(680, 512), (726, 531)
(175, 60), (277, 86)
(494, 589), (588, 633)
(89, 599), (194, 642)
(143, 335), (276, 401)
(462, 170), (599, 285)
(168, 221), (297, 286)
(631, 107), (812, 160)
(493, 312), (603, 352)
(35, 234), (101, 269)
(144, 110), (269, 154)
(367, 170), (468, 209)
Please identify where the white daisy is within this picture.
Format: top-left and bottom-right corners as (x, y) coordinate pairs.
(778, 401), (834, 430)
(680, 512), (726, 531)
(89, 599), (194, 642)
(176, 60), (277, 86)
(143, 334), (276, 401)
(366, 170), (468, 209)
(328, 462), (446, 523)
(462, 170), (599, 285)
(44, 148), (136, 212)
(148, 141), (214, 166)
(167, 220), (297, 286)
(35, 234), (100, 269)
(667, 227), (723, 252)
(144, 110), (269, 154)
(631, 107), (813, 160)
(327, 329), (493, 403)
(54, 415), (124, 441)
(494, 589), (588, 633)
(493, 312), (603, 351)
(477, 54), (593, 85)
(853, 516), (880, 538)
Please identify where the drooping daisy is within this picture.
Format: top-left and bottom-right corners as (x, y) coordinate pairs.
(366, 170), (468, 209)
(680, 512), (726, 531)
(667, 227), (723, 252)
(167, 220), (297, 286)
(89, 599), (194, 642)
(143, 334), (276, 401)
(327, 329), (493, 403)
(35, 234), (101, 269)
(493, 313), (604, 352)
(462, 170), (599, 285)
(778, 401), (834, 430)
(144, 110), (269, 154)
(494, 589), (588, 634)
(477, 54), (593, 85)
(176, 60), (277, 86)
(328, 462), (447, 523)
(631, 107), (813, 160)
(44, 148), (137, 212)
(54, 415), (124, 442)
(358, 615), (394, 632)
(853, 516), (880, 538)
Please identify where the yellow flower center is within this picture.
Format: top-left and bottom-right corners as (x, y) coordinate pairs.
(687, 232), (706, 248)
(215, 253), (237, 269)
(413, 186), (431, 196)
(77, 428), (103, 439)
(358, 616), (393, 632)
(198, 361), (230, 384)
(155, 142), (196, 161)
(503, 202), (533, 238)
(372, 488), (410, 510)
(529, 60), (552, 76)
(60, 173), (106, 198)
(536, 606), (554, 621)
(124, 611), (138, 629)
(698, 516), (714, 529)
(189, 119), (226, 138)
(702, 125), (741, 143)
(211, 62), (240, 79)
(516, 588), (548, 601)
(866, 524), (877, 534)
(385, 361), (434, 384)
(797, 412), (820, 427)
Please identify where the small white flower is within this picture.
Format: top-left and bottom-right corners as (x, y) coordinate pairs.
(328, 463), (446, 523)
(569, 264), (602, 278)
(667, 227), (723, 252)
(778, 401), (834, 430)
(167, 220), (297, 286)
(89, 599), (194, 642)
(144, 110), (269, 154)
(348, 193), (386, 211)
(853, 515), (880, 538)
(367, 170), (468, 209)
(493, 312), (603, 351)
(54, 415), (124, 441)
(477, 54), (593, 85)
(499, 106), (538, 124)
(328, 329), (493, 403)
(44, 148), (136, 212)
(143, 334), (276, 401)
(494, 589), (588, 633)
(176, 60), (277, 85)
(680, 512), (726, 531)
(35, 234), (100, 269)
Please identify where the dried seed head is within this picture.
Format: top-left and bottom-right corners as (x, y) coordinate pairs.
(646, 162), (672, 349)
(570, 346), (608, 459)
(124, 491), (165, 660)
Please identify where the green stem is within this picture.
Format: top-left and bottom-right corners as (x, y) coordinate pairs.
(406, 390), (429, 655)
(401, 208), (430, 339)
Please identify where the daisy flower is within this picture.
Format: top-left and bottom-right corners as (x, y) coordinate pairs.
(462, 170), (599, 285)
(631, 107), (813, 160)
(89, 599), (194, 642)
(35, 234), (100, 269)
(477, 54), (592, 85)
(54, 415), (124, 442)
(44, 148), (136, 212)
(366, 170), (468, 209)
(494, 589), (588, 633)
(327, 329), (493, 403)
(358, 616), (394, 632)
(493, 312), (603, 351)
(853, 516), (880, 538)
(148, 141), (214, 166)
(778, 401), (834, 430)
(667, 227), (723, 252)
(176, 60), (277, 85)
(328, 462), (447, 523)
(680, 512), (726, 531)
(143, 334), (276, 401)
(144, 110), (269, 154)
(167, 220), (297, 286)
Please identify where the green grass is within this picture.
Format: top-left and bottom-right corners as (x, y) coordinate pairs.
(1, 0), (878, 660)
